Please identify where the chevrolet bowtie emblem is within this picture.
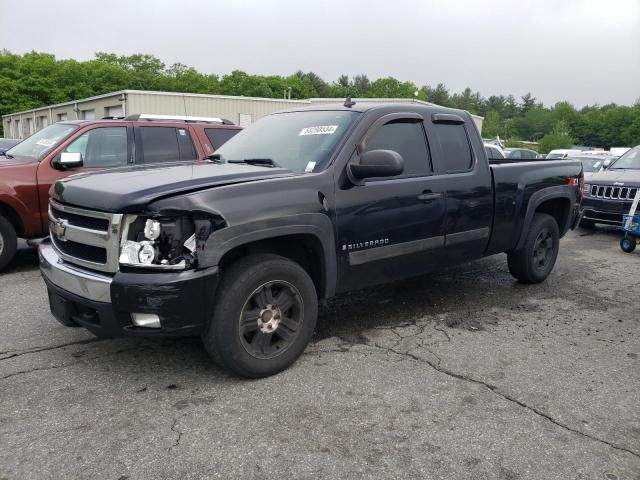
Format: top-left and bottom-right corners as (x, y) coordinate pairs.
(53, 219), (68, 242)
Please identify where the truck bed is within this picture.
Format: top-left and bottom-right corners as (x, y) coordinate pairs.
(487, 159), (583, 255)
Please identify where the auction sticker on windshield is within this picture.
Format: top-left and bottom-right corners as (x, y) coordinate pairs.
(299, 125), (338, 136)
(35, 139), (57, 147)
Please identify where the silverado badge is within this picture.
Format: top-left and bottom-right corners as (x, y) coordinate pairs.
(53, 219), (68, 242)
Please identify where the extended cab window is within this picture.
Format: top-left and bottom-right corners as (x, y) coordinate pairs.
(64, 127), (128, 167)
(433, 124), (473, 173)
(365, 120), (431, 177)
(205, 128), (240, 150)
(139, 127), (196, 163)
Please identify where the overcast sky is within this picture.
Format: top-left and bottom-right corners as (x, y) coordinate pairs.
(1, 0), (638, 107)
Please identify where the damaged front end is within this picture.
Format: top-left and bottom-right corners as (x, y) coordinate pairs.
(118, 212), (226, 271)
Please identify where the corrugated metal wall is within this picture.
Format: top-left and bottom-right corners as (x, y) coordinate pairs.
(1, 91), (309, 138)
(127, 92), (309, 126)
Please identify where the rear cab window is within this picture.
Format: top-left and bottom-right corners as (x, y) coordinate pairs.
(431, 123), (474, 173)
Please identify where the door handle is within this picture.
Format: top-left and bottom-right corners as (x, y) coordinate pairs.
(417, 192), (442, 202)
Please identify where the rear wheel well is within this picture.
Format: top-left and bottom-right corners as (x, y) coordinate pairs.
(0, 202), (24, 237)
(535, 198), (570, 234)
(218, 234), (326, 298)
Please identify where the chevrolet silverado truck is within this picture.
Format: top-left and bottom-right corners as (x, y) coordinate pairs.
(39, 102), (583, 378)
(0, 115), (240, 271)
(579, 145), (640, 228)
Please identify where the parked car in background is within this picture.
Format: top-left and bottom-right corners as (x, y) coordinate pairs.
(484, 143), (505, 160)
(609, 147), (630, 157)
(39, 102), (582, 377)
(580, 145), (640, 228)
(0, 138), (21, 156)
(547, 149), (583, 159)
(575, 155), (608, 178)
(0, 115), (241, 271)
(503, 148), (539, 160)
(568, 150), (620, 169)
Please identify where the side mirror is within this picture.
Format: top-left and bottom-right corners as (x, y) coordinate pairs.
(349, 149), (404, 181)
(53, 152), (83, 170)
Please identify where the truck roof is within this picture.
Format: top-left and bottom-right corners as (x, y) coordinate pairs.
(275, 102), (473, 118)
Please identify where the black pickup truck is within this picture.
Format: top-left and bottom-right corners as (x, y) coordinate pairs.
(39, 102), (583, 377)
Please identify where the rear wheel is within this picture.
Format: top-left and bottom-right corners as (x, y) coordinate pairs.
(620, 236), (636, 253)
(0, 215), (18, 272)
(203, 254), (318, 378)
(508, 213), (560, 283)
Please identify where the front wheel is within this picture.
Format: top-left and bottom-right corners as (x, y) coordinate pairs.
(620, 236), (636, 253)
(508, 213), (560, 283)
(203, 254), (318, 378)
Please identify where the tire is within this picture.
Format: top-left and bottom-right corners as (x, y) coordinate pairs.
(203, 254), (318, 378)
(0, 215), (18, 272)
(579, 219), (595, 229)
(620, 237), (636, 253)
(508, 213), (560, 284)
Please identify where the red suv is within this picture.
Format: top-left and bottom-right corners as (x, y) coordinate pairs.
(0, 115), (241, 270)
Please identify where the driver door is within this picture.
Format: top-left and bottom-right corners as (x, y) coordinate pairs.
(334, 115), (447, 292)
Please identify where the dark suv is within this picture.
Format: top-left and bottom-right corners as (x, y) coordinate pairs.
(580, 145), (640, 228)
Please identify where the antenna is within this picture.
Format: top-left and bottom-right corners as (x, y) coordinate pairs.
(344, 96), (356, 108)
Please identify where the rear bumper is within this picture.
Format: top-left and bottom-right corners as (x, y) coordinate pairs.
(39, 241), (219, 337)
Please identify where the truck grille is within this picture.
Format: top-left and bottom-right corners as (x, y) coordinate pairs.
(49, 200), (123, 273)
(590, 185), (638, 200)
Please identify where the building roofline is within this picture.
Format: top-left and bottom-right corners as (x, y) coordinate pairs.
(3, 91), (482, 121)
(2, 89), (311, 119)
(124, 90), (311, 104)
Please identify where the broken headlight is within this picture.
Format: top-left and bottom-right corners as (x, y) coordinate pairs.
(119, 216), (198, 270)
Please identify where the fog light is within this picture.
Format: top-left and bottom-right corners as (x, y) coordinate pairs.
(131, 313), (161, 328)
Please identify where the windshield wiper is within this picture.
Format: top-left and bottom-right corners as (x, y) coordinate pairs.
(228, 158), (280, 168)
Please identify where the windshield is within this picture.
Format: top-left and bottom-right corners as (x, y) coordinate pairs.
(214, 110), (360, 172)
(6, 124), (78, 160)
(547, 153), (565, 159)
(609, 146), (640, 170)
(579, 158), (604, 172)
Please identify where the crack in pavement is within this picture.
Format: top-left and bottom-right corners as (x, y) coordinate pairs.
(334, 328), (640, 461)
(0, 345), (143, 381)
(0, 338), (105, 361)
(168, 414), (187, 452)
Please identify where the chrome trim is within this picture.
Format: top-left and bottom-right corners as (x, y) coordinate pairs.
(49, 199), (123, 273)
(39, 242), (112, 303)
(445, 227), (490, 247)
(349, 236), (444, 266)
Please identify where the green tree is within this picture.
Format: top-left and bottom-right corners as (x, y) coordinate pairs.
(538, 121), (575, 153)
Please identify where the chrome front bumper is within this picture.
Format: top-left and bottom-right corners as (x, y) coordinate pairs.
(39, 242), (113, 303)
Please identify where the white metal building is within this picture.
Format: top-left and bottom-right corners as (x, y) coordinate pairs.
(2, 90), (483, 139)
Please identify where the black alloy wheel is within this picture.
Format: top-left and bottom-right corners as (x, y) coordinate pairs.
(239, 280), (304, 359)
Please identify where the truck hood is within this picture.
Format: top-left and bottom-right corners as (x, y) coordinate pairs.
(587, 169), (640, 186)
(50, 161), (298, 212)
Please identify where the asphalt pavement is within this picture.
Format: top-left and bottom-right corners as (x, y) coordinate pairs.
(0, 228), (638, 480)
